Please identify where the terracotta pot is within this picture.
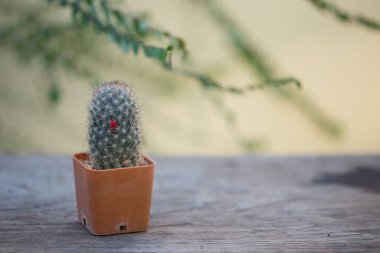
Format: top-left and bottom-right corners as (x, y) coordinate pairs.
(72, 152), (155, 235)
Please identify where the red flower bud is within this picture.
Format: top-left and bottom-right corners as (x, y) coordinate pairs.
(109, 119), (118, 129)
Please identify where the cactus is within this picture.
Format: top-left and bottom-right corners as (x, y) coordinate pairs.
(87, 80), (145, 170)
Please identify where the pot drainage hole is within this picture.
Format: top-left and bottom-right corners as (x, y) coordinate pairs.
(119, 224), (127, 232)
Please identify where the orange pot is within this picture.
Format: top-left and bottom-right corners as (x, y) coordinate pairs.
(72, 152), (155, 235)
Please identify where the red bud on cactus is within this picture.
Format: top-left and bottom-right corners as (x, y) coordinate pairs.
(109, 119), (118, 129)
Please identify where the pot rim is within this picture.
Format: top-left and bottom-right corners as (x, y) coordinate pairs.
(73, 152), (155, 173)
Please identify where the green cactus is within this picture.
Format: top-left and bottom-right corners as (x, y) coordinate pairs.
(87, 80), (144, 170)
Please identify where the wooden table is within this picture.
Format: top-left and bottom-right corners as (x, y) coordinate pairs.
(1, 155), (380, 252)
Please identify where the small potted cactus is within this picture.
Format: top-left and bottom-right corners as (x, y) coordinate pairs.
(72, 80), (155, 236)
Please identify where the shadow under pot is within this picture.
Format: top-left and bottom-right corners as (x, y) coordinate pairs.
(72, 152), (155, 235)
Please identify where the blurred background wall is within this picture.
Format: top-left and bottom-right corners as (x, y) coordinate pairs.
(0, 0), (379, 155)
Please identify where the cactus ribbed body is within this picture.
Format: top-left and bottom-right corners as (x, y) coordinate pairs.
(87, 80), (143, 170)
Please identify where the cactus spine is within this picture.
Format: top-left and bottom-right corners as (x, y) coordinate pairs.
(87, 80), (144, 170)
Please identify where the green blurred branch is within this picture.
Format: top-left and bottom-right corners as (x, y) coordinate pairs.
(307, 0), (380, 31)
(50, 0), (173, 66)
(48, 0), (301, 94)
(1, 0), (354, 152)
(177, 70), (301, 94)
(0, 2), (104, 105)
(0, 0), (301, 105)
(201, 0), (342, 137)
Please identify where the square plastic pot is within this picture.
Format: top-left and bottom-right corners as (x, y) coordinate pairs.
(72, 152), (155, 235)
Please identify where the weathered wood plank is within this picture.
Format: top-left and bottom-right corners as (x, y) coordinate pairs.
(0, 155), (380, 252)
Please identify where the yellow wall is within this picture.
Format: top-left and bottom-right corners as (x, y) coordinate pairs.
(0, 0), (380, 154)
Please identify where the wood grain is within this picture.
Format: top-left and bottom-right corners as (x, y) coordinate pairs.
(0, 155), (380, 252)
